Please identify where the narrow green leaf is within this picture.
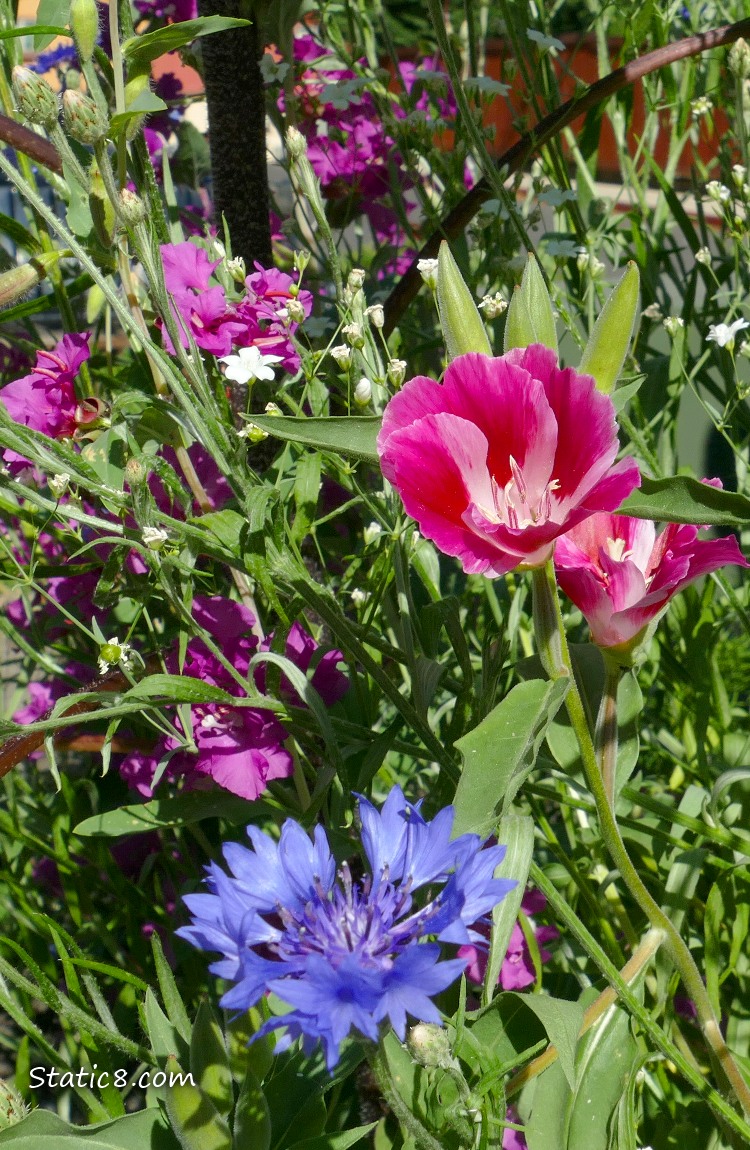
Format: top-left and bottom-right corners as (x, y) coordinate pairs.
(579, 263), (640, 394)
(503, 253), (558, 355)
(109, 90), (167, 136)
(164, 1055), (231, 1150)
(121, 16), (250, 66)
(483, 814), (534, 1005)
(145, 987), (189, 1068)
(246, 415), (380, 463)
(452, 678), (569, 837)
(190, 1002), (233, 1116)
(232, 1066), (271, 1150)
(121, 675), (235, 705)
(286, 1127), (378, 1150)
(152, 935), (192, 1045)
(436, 241), (492, 360)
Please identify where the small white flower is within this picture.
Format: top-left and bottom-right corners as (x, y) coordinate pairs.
(387, 359), (407, 388)
(342, 322), (364, 348)
(478, 292), (508, 318)
(347, 268), (366, 291)
(733, 163), (748, 187)
(706, 318), (750, 350)
(695, 246), (711, 266)
(98, 637), (134, 677)
(363, 521), (383, 545)
(49, 473), (70, 498)
(663, 315), (685, 337)
(691, 95), (712, 117)
(330, 344), (352, 367)
(575, 248), (590, 272)
(642, 302), (663, 320)
(417, 258), (439, 289)
(226, 256), (246, 284)
(706, 180), (732, 204)
(354, 377), (373, 406)
(264, 402), (282, 415)
(142, 526), (169, 552)
(365, 303), (385, 329)
(351, 588), (370, 605)
(219, 346), (283, 385)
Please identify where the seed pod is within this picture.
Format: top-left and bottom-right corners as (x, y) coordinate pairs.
(62, 89), (108, 145)
(12, 65), (58, 131)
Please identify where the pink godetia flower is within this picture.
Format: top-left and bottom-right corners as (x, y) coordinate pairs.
(377, 346), (641, 577)
(554, 508), (749, 650)
(459, 889), (558, 991)
(0, 333), (91, 469)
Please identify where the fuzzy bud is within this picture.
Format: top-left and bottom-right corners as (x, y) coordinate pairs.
(69, 0), (99, 64)
(12, 65), (58, 130)
(62, 89), (108, 144)
(729, 38), (750, 80)
(286, 125), (308, 160)
(124, 456), (149, 487)
(0, 253), (60, 309)
(118, 188), (147, 225)
(0, 1081), (27, 1129)
(407, 1024), (457, 1071)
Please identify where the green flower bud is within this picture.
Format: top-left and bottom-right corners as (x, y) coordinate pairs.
(69, 0), (99, 64)
(0, 252), (62, 310)
(12, 65), (58, 131)
(407, 1024), (459, 1071)
(729, 38), (750, 80)
(0, 1080), (27, 1129)
(118, 188), (147, 225)
(62, 89), (108, 144)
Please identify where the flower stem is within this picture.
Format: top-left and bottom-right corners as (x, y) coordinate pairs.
(531, 560), (750, 1120)
(595, 652), (621, 808)
(371, 1040), (454, 1150)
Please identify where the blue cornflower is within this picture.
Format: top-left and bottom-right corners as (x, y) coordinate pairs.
(178, 786), (516, 1069)
(30, 44), (78, 74)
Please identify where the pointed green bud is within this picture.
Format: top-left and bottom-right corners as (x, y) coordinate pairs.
(578, 261), (640, 394)
(12, 65), (58, 131)
(70, 0), (99, 64)
(190, 1001), (233, 1117)
(163, 1055), (232, 1150)
(0, 252), (64, 309)
(118, 187), (147, 225)
(503, 252), (558, 356)
(62, 89), (108, 144)
(436, 241), (492, 360)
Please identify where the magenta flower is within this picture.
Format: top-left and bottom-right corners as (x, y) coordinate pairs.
(459, 889), (557, 990)
(378, 346), (640, 576)
(554, 509), (749, 649)
(257, 621), (349, 708)
(0, 333), (91, 468)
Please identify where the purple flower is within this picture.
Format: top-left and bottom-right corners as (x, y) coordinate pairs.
(0, 333), (91, 469)
(257, 622), (349, 707)
(178, 786), (515, 1068)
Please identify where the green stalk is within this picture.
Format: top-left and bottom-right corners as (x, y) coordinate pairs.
(531, 560), (750, 1121)
(595, 652), (621, 808)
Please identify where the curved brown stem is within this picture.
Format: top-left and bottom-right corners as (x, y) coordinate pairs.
(382, 18), (750, 338)
(0, 113), (62, 174)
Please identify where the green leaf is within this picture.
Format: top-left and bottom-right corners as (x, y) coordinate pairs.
(619, 474), (750, 526)
(109, 90), (168, 136)
(503, 253), (558, 356)
(34, 0), (69, 47)
(286, 1127), (378, 1150)
(0, 1108), (179, 1148)
(152, 935), (192, 1045)
(452, 678), (569, 837)
(436, 241), (492, 360)
(164, 1055), (232, 1150)
(579, 263), (640, 394)
(144, 987), (190, 1068)
(72, 790), (266, 837)
(509, 993), (585, 1091)
(122, 16), (250, 66)
(246, 415), (381, 464)
(233, 1066), (271, 1150)
(122, 675), (235, 705)
(564, 1000), (640, 1150)
(524, 1061), (568, 1150)
(483, 814), (534, 1005)
(190, 1002), (233, 1116)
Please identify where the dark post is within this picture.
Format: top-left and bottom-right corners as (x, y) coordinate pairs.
(197, 0), (272, 268)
